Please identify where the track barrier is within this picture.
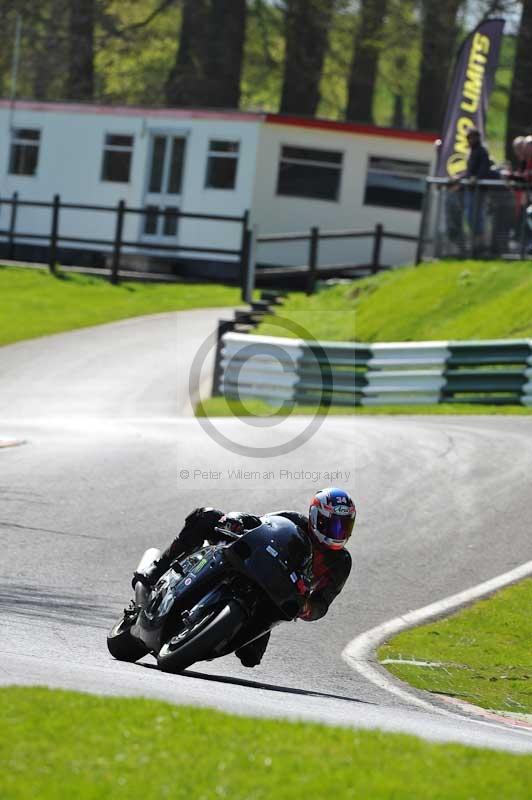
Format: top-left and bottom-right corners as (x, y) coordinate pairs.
(217, 335), (532, 407)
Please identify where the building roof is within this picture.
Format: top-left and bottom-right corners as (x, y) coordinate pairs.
(265, 113), (437, 143)
(0, 98), (437, 143)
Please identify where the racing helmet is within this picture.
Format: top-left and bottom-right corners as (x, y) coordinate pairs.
(308, 488), (356, 550)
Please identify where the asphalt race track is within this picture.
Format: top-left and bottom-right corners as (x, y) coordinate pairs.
(2, 309), (532, 753)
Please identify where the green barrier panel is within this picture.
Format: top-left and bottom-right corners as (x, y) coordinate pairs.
(448, 341), (532, 367)
(445, 371), (526, 392)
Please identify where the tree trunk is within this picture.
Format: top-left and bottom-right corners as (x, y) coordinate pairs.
(346, 0), (388, 124)
(416, 0), (463, 132)
(392, 94), (404, 128)
(165, 0), (210, 107)
(67, 0), (95, 101)
(207, 0), (247, 107)
(280, 0), (336, 116)
(506, 0), (532, 158)
(166, 0), (247, 109)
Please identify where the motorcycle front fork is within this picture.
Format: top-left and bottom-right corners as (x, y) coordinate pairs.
(133, 547), (162, 608)
(134, 581), (150, 608)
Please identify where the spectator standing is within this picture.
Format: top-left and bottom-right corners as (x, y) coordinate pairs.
(510, 135), (532, 252)
(464, 128), (493, 254)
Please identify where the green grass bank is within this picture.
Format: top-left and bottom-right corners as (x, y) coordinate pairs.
(2, 687), (531, 800)
(4, 260), (532, 349)
(379, 578), (532, 716)
(197, 398), (532, 417)
(196, 396), (357, 417)
(0, 266), (241, 346)
(256, 260), (532, 343)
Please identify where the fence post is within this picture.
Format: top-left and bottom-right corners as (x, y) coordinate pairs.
(244, 225), (258, 305)
(111, 199), (125, 285)
(371, 223), (383, 273)
(306, 225), (319, 295)
(49, 194), (60, 275)
(8, 191), (18, 260)
(470, 182), (481, 258)
(415, 185), (430, 265)
(239, 210), (250, 301)
(518, 194), (528, 260)
(211, 319), (235, 397)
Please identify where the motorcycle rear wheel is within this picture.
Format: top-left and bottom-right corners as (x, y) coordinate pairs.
(107, 615), (149, 663)
(157, 600), (245, 674)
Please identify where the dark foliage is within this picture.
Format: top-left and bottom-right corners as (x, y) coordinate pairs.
(506, 0), (532, 155)
(416, 0), (463, 131)
(165, 0), (247, 108)
(346, 0), (388, 124)
(279, 0), (336, 116)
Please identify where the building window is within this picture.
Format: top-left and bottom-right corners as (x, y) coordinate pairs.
(364, 156), (430, 211)
(205, 140), (239, 189)
(101, 134), (134, 183)
(9, 128), (41, 176)
(143, 206), (179, 237)
(148, 135), (186, 195)
(277, 145), (343, 202)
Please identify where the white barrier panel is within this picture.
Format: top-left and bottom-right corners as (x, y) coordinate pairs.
(217, 333), (532, 408)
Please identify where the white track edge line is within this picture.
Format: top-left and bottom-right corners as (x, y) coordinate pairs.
(342, 559), (532, 733)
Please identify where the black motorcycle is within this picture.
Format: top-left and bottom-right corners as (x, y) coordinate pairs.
(107, 515), (312, 673)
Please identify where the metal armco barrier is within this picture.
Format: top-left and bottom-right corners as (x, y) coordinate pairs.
(219, 333), (356, 406)
(218, 334), (532, 407)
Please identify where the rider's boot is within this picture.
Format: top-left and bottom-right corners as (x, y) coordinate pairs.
(235, 631), (271, 668)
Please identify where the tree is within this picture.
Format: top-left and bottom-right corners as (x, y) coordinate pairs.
(377, 0), (419, 128)
(279, 0), (336, 116)
(208, 0), (248, 107)
(67, 0), (95, 101)
(165, 0), (210, 106)
(165, 0), (247, 108)
(416, 0), (463, 132)
(506, 0), (532, 155)
(346, 0), (388, 124)
(240, 0), (284, 111)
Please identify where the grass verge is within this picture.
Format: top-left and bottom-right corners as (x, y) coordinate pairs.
(0, 266), (241, 346)
(196, 396), (356, 416)
(197, 398), (532, 417)
(2, 687), (531, 800)
(256, 260), (532, 343)
(378, 578), (532, 715)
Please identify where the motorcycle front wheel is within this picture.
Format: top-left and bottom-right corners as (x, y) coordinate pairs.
(107, 615), (149, 663)
(157, 600), (245, 674)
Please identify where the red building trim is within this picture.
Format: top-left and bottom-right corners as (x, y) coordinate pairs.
(265, 113), (437, 143)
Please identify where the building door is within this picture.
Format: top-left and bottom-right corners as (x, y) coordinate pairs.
(142, 133), (187, 243)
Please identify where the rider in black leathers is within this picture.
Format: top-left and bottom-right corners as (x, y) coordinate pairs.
(132, 488), (356, 668)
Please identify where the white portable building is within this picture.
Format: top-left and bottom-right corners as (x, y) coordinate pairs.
(0, 99), (436, 276)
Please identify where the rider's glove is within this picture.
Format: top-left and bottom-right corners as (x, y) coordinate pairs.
(184, 507), (224, 535)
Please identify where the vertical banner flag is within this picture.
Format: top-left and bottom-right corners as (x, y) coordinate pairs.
(436, 18), (505, 178)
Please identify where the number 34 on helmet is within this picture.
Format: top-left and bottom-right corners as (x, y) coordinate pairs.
(308, 487), (356, 551)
